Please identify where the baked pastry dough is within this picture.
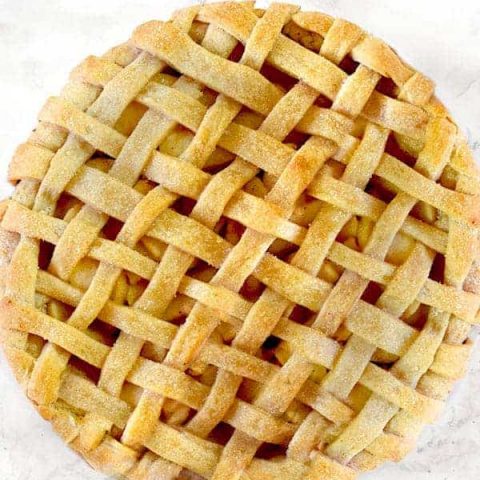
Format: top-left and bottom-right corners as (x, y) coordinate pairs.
(1, 2), (479, 479)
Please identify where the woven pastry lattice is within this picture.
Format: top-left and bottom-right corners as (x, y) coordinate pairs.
(1, 2), (479, 479)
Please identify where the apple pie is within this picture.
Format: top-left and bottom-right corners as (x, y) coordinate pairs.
(0, 2), (479, 479)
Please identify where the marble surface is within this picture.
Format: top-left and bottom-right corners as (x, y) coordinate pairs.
(0, 0), (479, 479)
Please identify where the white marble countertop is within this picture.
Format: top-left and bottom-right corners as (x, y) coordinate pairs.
(0, 0), (479, 479)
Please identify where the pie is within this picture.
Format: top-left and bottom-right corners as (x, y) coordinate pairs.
(1, 2), (479, 479)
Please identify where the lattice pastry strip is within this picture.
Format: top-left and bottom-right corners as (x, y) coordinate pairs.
(116, 1), (303, 451)
(27, 26), (203, 456)
(0, 2), (479, 480)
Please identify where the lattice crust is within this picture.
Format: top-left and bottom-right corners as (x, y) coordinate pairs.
(1, 2), (480, 479)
